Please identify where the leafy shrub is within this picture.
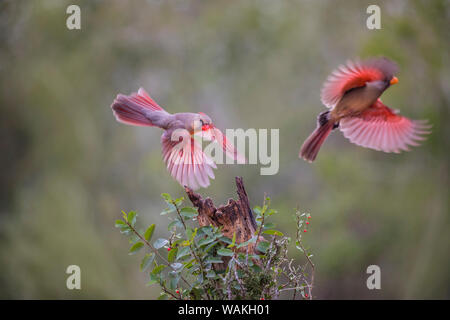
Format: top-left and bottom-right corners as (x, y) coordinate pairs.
(115, 193), (314, 300)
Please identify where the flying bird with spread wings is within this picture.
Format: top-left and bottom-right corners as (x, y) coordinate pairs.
(300, 57), (431, 162)
(111, 88), (245, 189)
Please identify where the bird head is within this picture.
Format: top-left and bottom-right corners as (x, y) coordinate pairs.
(197, 112), (213, 131)
(375, 75), (398, 92)
(191, 112), (215, 140)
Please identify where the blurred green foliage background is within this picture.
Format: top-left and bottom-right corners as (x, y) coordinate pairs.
(0, 0), (448, 299)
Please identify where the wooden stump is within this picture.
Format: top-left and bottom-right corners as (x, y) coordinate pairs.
(184, 177), (263, 256)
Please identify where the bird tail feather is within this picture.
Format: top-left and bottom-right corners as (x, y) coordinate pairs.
(111, 88), (164, 127)
(300, 111), (335, 162)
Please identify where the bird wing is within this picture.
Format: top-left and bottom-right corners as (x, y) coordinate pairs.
(321, 58), (398, 108)
(132, 87), (165, 112)
(161, 129), (217, 190)
(339, 99), (431, 153)
(209, 127), (247, 164)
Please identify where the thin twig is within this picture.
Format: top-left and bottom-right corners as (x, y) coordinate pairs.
(295, 211), (315, 300)
(160, 282), (180, 300)
(126, 220), (190, 287)
(172, 200), (212, 300)
(255, 195), (268, 248)
(232, 257), (246, 297)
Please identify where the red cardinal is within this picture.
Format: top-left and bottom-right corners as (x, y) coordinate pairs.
(111, 88), (244, 189)
(300, 57), (431, 162)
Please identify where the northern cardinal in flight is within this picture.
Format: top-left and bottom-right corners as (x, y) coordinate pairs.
(300, 57), (431, 162)
(111, 88), (244, 189)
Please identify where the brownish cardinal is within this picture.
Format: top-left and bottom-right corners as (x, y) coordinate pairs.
(111, 88), (245, 189)
(300, 57), (431, 162)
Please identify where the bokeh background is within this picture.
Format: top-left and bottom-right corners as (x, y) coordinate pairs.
(0, 0), (449, 299)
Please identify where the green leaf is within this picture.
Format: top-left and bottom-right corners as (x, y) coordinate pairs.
(168, 219), (183, 230)
(256, 241), (270, 253)
(295, 240), (304, 252)
(184, 258), (196, 270)
(186, 227), (194, 239)
(180, 240), (190, 247)
(168, 247), (178, 262)
(119, 228), (132, 235)
(157, 293), (168, 300)
(170, 263), (183, 271)
(161, 193), (172, 202)
(149, 273), (160, 282)
(168, 272), (180, 290)
(174, 197), (184, 206)
(153, 238), (169, 249)
(204, 240), (219, 253)
(148, 273), (160, 284)
(127, 211), (137, 227)
(152, 265), (166, 274)
(115, 219), (126, 227)
(199, 226), (214, 238)
(206, 270), (216, 278)
(161, 203), (176, 215)
(140, 253), (155, 272)
(186, 228), (198, 242)
(232, 283), (241, 290)
(129, 242), (144, 255)
(205, 257), (223, 264)
(228, 232), (236, 248)
(146, 278), (158, 286)
(263, 223), (276, 229)
(176, 246), (191, 260)
(251, 265), (262, 273)
(262, 229), (284, 236)
(171, 239), (183, 247)
(116, 219), (130, 234)
(219, 236), (232, 245)
(237, 253), (246, 262)
(144, 224), (155, 241)
(217, 248), (234, 256)
(236, 236), (257, 248)
(197, 237), (215, 247)
(180, 207), (198, 218)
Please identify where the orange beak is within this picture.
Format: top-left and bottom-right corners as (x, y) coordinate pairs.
(390, 76), (398, 85)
